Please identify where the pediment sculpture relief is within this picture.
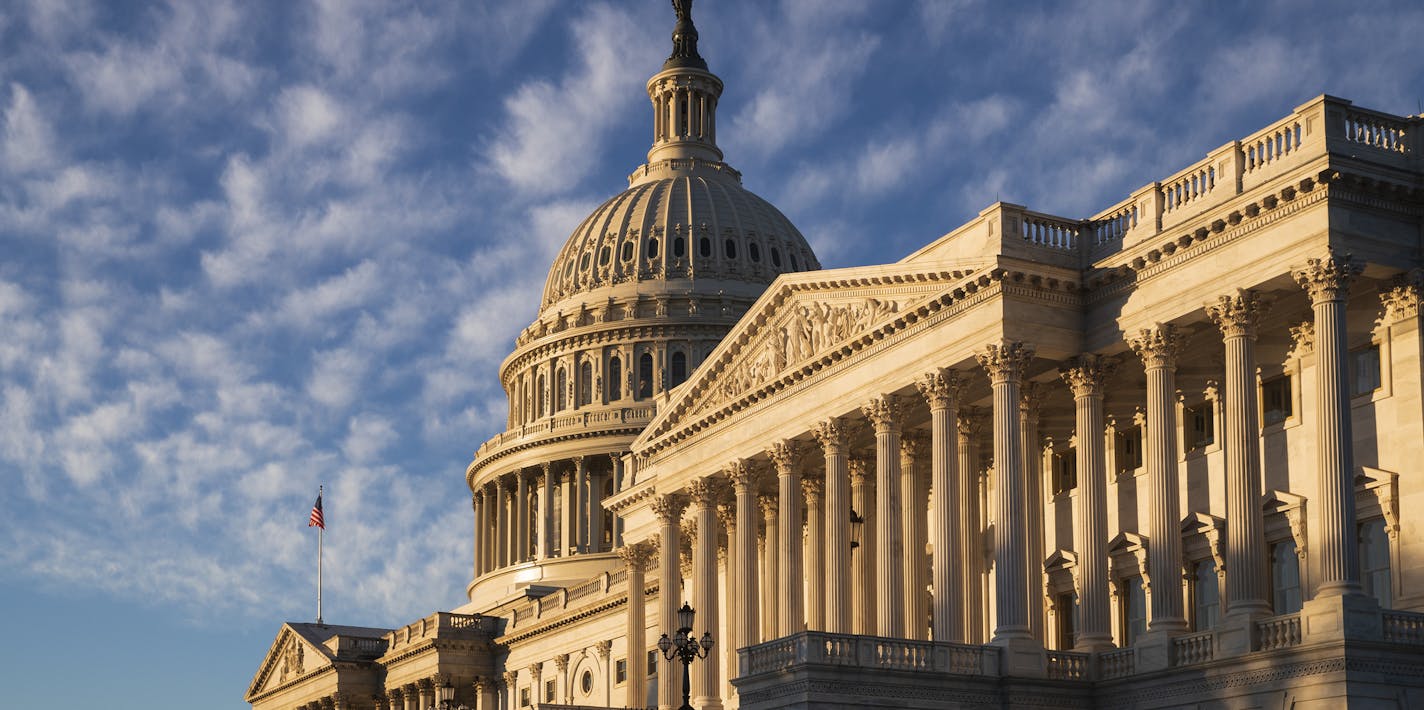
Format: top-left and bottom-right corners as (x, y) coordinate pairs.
(712, 297), (901, 405)
(278, 637), (304, 683)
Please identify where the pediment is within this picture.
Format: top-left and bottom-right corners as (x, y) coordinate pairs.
(638, 262), (986, 446)
(248, 624), (332, 699)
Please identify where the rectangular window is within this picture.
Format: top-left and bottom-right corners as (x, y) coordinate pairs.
(1359, 518), (1393, 608)
(1272, 540), (1303, 614)
(1185, 402), (1214, 450)
(647, 649), (658, 676)
(1350, 345), (1382, 396)
(1122, 576), (1147, 646)
(1261, 375), (1292, 425)
(1115, 425), (1143, 474)
(1192, 559), (1220, 631)
(615, 658), (628, 684)
(520, 688), (530, 707)
(1055, 591), (1078, 650)
(544, 679), (555, 702)
(1051, 452), (1077, 494)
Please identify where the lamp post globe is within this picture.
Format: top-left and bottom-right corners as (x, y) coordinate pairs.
(659, 602), (714, 710)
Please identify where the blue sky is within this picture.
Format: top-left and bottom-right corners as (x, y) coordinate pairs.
(1, 0), (1421, 706)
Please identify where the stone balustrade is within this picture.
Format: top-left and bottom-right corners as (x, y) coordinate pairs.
(1098, 648), (1136, 680)
(1257, 613), (1303, 651)
(1172, 631), (1215, 665)
(1382, 609), (1424, 645)
(473, 405), (656, 462)
(737, 631), (994, 679)
(1045, 650), (1089, 680)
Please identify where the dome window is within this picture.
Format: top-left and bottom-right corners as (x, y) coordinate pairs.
(578, 361), (593, 406)
(673, 236), (686, 258)
(608, 356), (622, 401)
(647, 237), (659, 259)
(699, 236), (711, 257)
(791, 252), (799, 270)
(724, 239), (737, 259)
(749, 243), (761, 262)
(771, 247), (782, 267)
(537, 374), (547, 418)
(671, 351), (688, 386)
(599, 246), (611, 266)
(638, 353), (654, 398)
(580, 252), (591, 271)
(621, 242), (634, 261)
(556, 367), (568, 411)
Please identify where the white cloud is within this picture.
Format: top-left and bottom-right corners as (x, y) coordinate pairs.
(343, 413), (397, 463)
(306, 347), (371, 411)
(277, 85), (345, 148)
(2, 83), (57, 173)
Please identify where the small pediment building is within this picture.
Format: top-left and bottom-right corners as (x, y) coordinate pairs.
(249, 3), (1424, 709)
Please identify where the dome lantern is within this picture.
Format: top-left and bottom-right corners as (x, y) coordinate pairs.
(645, 0), (723, 166)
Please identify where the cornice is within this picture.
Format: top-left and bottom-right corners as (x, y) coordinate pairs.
(467, 426), (643, 486)
(502, 320), (743, 381)
(497, 580), (658, 646)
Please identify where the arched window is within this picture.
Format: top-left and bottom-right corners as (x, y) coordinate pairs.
(700, 237), (712, 257)
(579, 360), (593, 406)
(599, 245), (611, 265)
(647, 238), (659, 258)
(1271, 540), (1302, 613)
(771, 247), (782, 267)
(1191, 559), (1219, 630)
(638, 353), (654, 398)
(536, 374), (546, 418)
(556, 367), (567, 411)
(608, 356), (622, 401)
(602, 478), (615, 544)
(724, 239), (737, 259)
(791, 252), (799, 270)
(749, 242), (761, 262)
(673, 236), (686, 258)
(670, 351), (688, 386)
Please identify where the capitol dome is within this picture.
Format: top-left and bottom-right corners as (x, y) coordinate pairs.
(539, 165), (819, 312)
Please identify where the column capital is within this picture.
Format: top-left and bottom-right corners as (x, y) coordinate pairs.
(726, 459), (760, 493)
(956, 406), (985, 437)
(540, 461), (553, 475)
(528, 663), (543, 681)
(687, 476), (722, 508)
(1019, 380), (1046, 418)
(1289, 320), (1315, 357)
(553, 653), (570, 672)
(813, 417), (855, 452)
(617, 540), (655, 566)
(595, 639), (612, 659)
(1380, 270), (1423, 323)
(1128, 324), (1188, 369)
(848, 457), (870, 484)
(916, 368), (964, 410)
(757, 493), (779, 516)
(861, 394), (905, 433)
(1206, 289), (1268, 339)
(899, 429), (929, 461)
(770, 439), (802, 474)
(1293, 250), (1363, 304)
(976, 341), (1034, 384)
(651, 493), (688, 523)
(800, 474), (825, 499)
(716, 502), (737, 531)
(571, 454), (586, 470)
(1059, 354), (1117, 397)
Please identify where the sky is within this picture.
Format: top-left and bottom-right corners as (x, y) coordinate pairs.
(1, 0), (1421, 706)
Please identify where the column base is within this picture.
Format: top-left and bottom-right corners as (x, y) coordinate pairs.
(992, 636), (1046, 678)
(1301, 593), (1382, 644)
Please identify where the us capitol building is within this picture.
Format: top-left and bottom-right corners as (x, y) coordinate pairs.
(247, 4), (1424, 709)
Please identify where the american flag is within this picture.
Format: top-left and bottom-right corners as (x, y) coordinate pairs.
(308, 494), (325, 529)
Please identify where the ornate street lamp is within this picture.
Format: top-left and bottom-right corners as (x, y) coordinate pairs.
(849, 507), (864, 549)
(658, 602), (715, 710)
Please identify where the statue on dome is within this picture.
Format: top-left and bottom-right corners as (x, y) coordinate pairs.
(666, 0), (706, 69)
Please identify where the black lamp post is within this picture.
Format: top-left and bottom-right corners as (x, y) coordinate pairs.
(658, 602), (714, 710)
(849, 507), (864, 549)
(434, 678), (455, 710)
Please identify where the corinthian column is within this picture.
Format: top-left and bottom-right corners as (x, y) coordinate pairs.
(687, 478), (723, 710)
(862, 395), (906, 638)
(1207, 290), (1272, 620)
(849, 457), (876, 635)
(538, 464), (553, 559)
(618, 542), (654, 710)
(802, 475), (826, 631)
(957, 409), (984, 643)
(814, 417), (852, 633)
(917, 369), (963, 641)
(771, 440), (805, 636)
(1060, 355), (1116, 650)
(716, 502), (738, 682)
(1020, 383), (1046, 643)
(728, 461), (761, 647)
(1129, 326), (1189, 634)
(574, 456), (589, 554)
(473, 492), (484, 578)
(515, 470), (529, 562)
(976, 342), (1035, 644)
(1295, 253), (1365, 597)
(759, 492), (780, 638)
(652, 494), (687, 710)
(900, 430), (930, 639)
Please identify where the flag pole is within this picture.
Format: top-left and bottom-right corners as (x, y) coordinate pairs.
(317, 484), (324, 625)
